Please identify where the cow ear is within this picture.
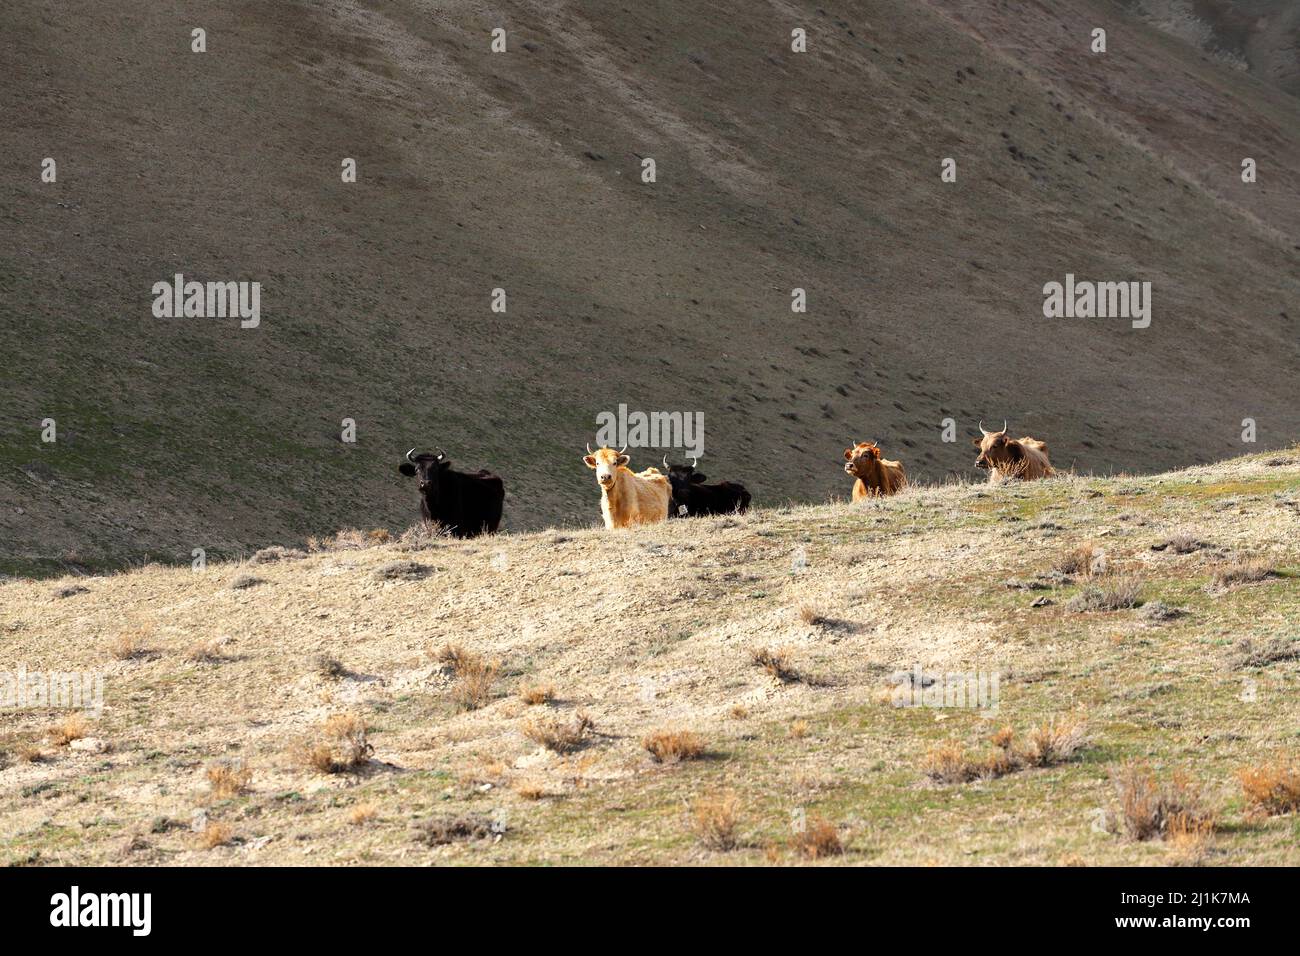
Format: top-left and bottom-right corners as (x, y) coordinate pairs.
(437, 458), (452, 469)
(690, 471), (707, 483)
(971, 437), (983, 447)
(843, 448), (854, 460)
(616, 455), (630, 467)
(398, 462), (417, 477)
(582, 455), (597, 468)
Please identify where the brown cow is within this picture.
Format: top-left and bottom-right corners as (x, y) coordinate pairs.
(582, 444), (671, 529)
(972, 421), (1054, 481)
(843, 441), (907, 499)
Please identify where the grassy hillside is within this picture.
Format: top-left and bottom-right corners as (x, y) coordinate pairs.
(2, 0), (1298, 576)
(1, 449), (1297, 865)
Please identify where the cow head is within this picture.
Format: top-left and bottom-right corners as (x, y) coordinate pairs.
(398, 448), (451, 496)
(663, 455), (706, 498)
(843, 441), (882, 478)
(972, 421), (1024, 472)
(583, 444), (629, 489)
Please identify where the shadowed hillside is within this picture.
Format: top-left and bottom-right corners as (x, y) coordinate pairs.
(1, 0), (1297, 574)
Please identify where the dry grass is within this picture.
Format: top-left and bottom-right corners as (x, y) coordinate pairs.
(1056, 542), (1104, 577)
(522, 711), (595, 754)
(414, 813), (498, 845)
(186, 636), (230, 662)
(109, 625), (152, 661)
(293, 712), (373, 774)
(448, 652), (501, 712)
(315, 655), (347, 679)
(751, 645), (802, 683)
(798, 603), (827, 627)
(1152, 533), (1207, 554)
(1211, 557), (1276, 590)
(513, 781), (547, 801)
(48, 713), (89, 747)
(729, 705), (749, 719)
(1114, 762), (1215, 841)
(197, 822), (233, 850)
(1066, 575), (1141, 612)
(1237, 757), (1300, 817)
(206, 761), (252, 799)
(16, 743), (45, 763)
(789, 719), (810, 740)
(924, 717), (1090, 783)
(349, 803), (378, 826)
(792, 815), (844, 859)
(1020, 713), (1091, 767)
(308, 528), (391, 552)
(518, 683), (555, 706)
(642, 728), (706, 764)
(690, 791), (740, 850)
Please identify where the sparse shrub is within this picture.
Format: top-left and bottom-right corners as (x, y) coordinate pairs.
(691, 791), (740, 850)
(375, 559), (430, 581)
(250, 546), (306, 563)
(109, 626), (152, 661)
(1210, 557), (1276, 590)
(1067, 575), (1141, 612)
(198, 822), (233, 849)
(48, 713), (89, 747)
(1229, 637), (1299, 669)
(315, 654), (347, 679)
(1151, 534), (1206, 554)
(54, 584), (89, 598)
(207, 761), (252, 799)
(792, 815), (843, 859)
(308, 528), (391, 552)
(433, 642), (470, 670)
(523, 711), (595, 753)
(729, 704), (749, 719)
(643, 729), (705, 764)
(398, 521), (446, 550)
(17, 742), (45, 763)
(1057, 543), (1104, 578)
(1237, 758), (1300, 817)
(789, 720), (810, 739)
(1114, 762), (1214, 841)
(350, 803), (378, 826)
(798, 604), (827, 627)
(294, 712), (373, 774)
(447, 651), (501, 712)
(513, 781), (546, 801)
(751, 646), (801, 683)
(187, 636), (229, 662)
(1021, 713), (1091, 767)
(414, 812), (500, 845)
(230, 574), (262, 590)
(518, 683), (554, 706)
(1139, 601), (1184, 623)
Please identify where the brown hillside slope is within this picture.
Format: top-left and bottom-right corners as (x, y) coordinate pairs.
(1, 0), (1297, 574)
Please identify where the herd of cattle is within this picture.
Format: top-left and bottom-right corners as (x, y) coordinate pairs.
(397, 421), (1055, 538)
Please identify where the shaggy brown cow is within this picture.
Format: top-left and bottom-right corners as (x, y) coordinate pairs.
(843, 441), (907, 499)
(582, 444), (671, 529)
(972, 421), (1054, 481)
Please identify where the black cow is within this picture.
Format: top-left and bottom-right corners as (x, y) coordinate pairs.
(397, 448), (504, 538)
(663, 457), (751, 518)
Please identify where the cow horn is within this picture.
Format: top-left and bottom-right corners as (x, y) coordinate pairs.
(663, 454), (669, 469)
(586, 442), (593, 455)
(691, 456), (698, 468)
(405, 448), (418, 462)
(1001, 420), (1008, 435)
(978, 421), (991, 437)
(435, 449), (446, 460)
(618, 444), (628, 456)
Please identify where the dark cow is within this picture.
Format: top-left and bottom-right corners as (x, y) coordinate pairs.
(663, 457), (751, 518)
(397, 448), (504, 538)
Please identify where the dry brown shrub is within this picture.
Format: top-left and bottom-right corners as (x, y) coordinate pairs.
(643, 729), (705, 764)
(750, 646), (802, 683)
(518, 683), (554, 706)
(1237, 757), (1300, 817)
(522, 711), (595, 754)
(350, 803), (378, 826)
(1114, 762), (1215, 841)
(198, 822), (233, 849)
(792, 816), (843, 859)
(48, 713), (89, 747)
(110, 625), (152, 661)
(293, 712), (373, 774)
(690, 792), (740, 850)
(207, 761), (252, 799)
(1211, 557), (1276, 590)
